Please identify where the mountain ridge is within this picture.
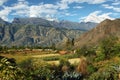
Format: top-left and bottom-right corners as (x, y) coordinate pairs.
(75, 18), (120, 48)
(12, 17), (97, 30)
(0, 17), (97, 47)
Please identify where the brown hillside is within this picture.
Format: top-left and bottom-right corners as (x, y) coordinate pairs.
(75, 19), (120, 48)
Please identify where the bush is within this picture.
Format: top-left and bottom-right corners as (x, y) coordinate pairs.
(76, 57), (88, 76)
(87, 64), (97, 75)
(89, 66), (118, 80)
(100, 36), (118, 58)
(19, 59), (52, 80)
(59, 58), (70, 67)
(95, 47), (105, 62)
(0, 56), (25, 80)
(76, 46), (96, 56)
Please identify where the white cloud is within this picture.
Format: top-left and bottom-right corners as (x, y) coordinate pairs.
(43, 4), (58, 9)
(73, 6), (82, 9)
(0, 0), (110, 22)
(45, 14), (59, 22)
(112, 2), (120, 5)
(0, 7), (11, 21)
(0, 0), (7, 6)
(57, 0), (107, 10)
(0, 0), (29, 21)
(57, 2), (69, 10)
(29, 4), (58, 17)
(112, 0), (120, 5)
(64, 13), (77, 16)
(59, 0), (107, 5)
(0, 0), (59, 21)
(89, 0), (106, 4)
(80, 11), (114, 23)
(10, 1), (29, 16)
(102, 4), (120, 12)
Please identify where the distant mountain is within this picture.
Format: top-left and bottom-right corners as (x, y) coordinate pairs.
(50, 20), (97, 30)
(0, 17), (98, 48)
(12, 17), (52, 27)
(75, 19), (120, 48)
(12, 18), (97, 31)
(0, 18), (87, 48)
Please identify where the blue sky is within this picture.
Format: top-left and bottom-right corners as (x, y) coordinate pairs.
(0, 0), (120, 23)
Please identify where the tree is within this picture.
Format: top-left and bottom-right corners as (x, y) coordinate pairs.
(76, 46), (96, 56)
(65, 38), (74, 50)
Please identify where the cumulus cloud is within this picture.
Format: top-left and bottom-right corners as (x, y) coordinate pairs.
(0, 0), (59, 21)
(0, 0), (8, 6)
(102, 4), (120, 12)
(29, 4), (58, 17)
(57, 2), (69, 10)
(57, 0), (107, 10)
(0, 0), (113, 22)
(80, 11), (114, 23)
(10, 1), (29, 16)
(56, 0), (107, 10)
(0, 0), (29, 21)
(0, 7), (11, 21)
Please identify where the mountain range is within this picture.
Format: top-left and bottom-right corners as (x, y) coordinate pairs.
(0, 17), (97, 48)
(75, 19), (120, 48)
(12, 18), (97, 30)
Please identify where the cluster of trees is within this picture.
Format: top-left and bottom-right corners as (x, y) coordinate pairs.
(76, 36), (120, 79)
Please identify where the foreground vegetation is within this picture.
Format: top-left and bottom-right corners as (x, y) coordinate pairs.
(1, 36), (120, 80)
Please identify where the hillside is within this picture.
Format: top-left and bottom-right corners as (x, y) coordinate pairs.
(0, 17), (97, 47)
(75, 19), (120, 47)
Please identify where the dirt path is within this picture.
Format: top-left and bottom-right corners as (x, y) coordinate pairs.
(47, 58), (80, 65)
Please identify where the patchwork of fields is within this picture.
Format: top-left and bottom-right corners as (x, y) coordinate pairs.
(0, 50), (81, 65)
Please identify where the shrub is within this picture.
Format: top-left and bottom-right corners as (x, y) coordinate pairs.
(87, 64), (97, 74)
(19, 59), (52, 80)
(0, 56), (25, 80)
(76, 46), (96, 56)
(95, 46), (105, 62)
(100, 36), (118, 58)
(76, 56), (88, 76)
(59, 58), (70, 67)
(89, 66), (118, 80)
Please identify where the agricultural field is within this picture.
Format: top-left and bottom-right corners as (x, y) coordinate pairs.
(0, 50), (80, 64)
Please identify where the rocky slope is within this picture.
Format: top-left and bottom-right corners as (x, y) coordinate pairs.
(0, 17), (97, 47)
(75, 19), (120, 48)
